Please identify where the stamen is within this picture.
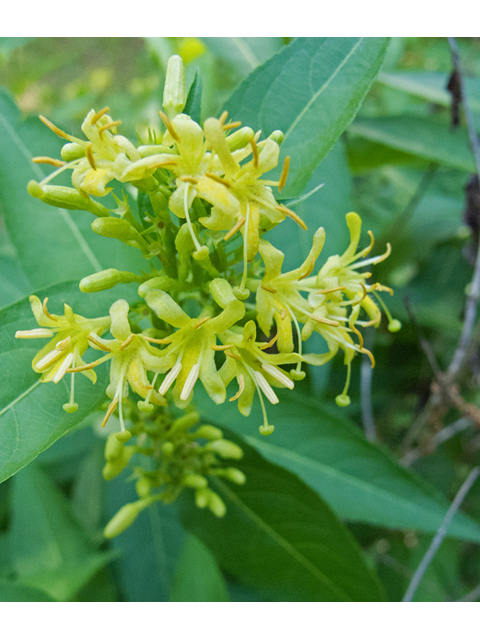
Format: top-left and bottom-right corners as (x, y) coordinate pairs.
(229, 374), (245, 402)
(55, 335), (72, 351)
(254, 370), (279, 404)
(349, 323), (364, 349)
(205, 172), (232, 188)
(91, 107), (110, 125)
(180, 363), (200, 401)
(179, 176), (198, 185)
(183, 183), (202, 252)
(98, 120), (122, 139)
(119, 334), (136, 350)
(280, 309), (288, 321)
(36, 349), (62, 371)
(62, 372), (78, 413)
(144, 372), (159, 405)
(67, 353), (113, 372)
(371, 290), (400, 332)
(261, 284), (277, 294)
(193, 316), (210, 330)
(249, 137), (259, 168)
(224, 216), (246, 241)
(159, 111), (180, 143)
(351, 243), (392, 270)
(39, 115), (73, 141)
(85, 143), (96, 170)
(15, 328), (54, 339)
(101, 396), (119, 428)
(32, 156), (66, 167)
(361, 347), (376, 367)
(142, 335), (173, 344)
(316, 286), (346, 295)
(53, 352), (74, 383)
(219, 111), (228, 125)
(223, 121), (241, 131)
(310, 314), (341, 327)
(159, 360), (183, 395)
(259, 333), (278, 350)
(239, 202), (250, 292)
(298, 258), (315, 281)
(349, 283), (368, 307)
(88, 333), (112, 351)
(210, 343), (235, 351)
(225, 350), (241, 360)
(150, 159), (179, 169)
(262, 362), (294, 389)
(278, 156), (290, 192)
(42, 298), (57, 321)
(274, 204), (307, 230)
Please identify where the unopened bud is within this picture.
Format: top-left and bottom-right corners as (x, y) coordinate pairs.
(138, 275), (177, 298)
(182, 474), (208, 489)
(105, 432), (125, 461)
(163, 55), (186, 119)
(80, 268), (140, 293)
(136, 477), (151, 498)
(172, 411), (200, 431)
(209, 278), (237, 308)
(226, 126), (254, 151)
(28, 181), (109, 217)
(224, 467), (246, 485)
(162, 442), (175, 456)
(102, 446), (134, 480)
(268, 130), (284, 145)
(61, 142), (86, 161)
(91, 217), (145, 245)
(205, 439), (243, 460)
(195, 487), (210, 509)
(104, 498), (152, 538)
(208, 491), (226, 517)
(194, 425), (223, 441)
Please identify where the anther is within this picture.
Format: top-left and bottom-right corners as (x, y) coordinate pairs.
(32, 156), (66, 167)
(261, 284), (277, 294)
(179, 176), (198, 185)
(42, 298), (57, 321)
(218, 111), (228, 125)
(91, 107), (110, 125)
(193, 316), (210, 330)
(159, 111), (180, 142)
(316, 286), (346, 295)
(274, 204), (307, 230)
(119, 334), (136, 350)
(55, 335), (72, 351)
(39, 115), (72, 141)
(85, 143), (96, 170)
(311, 315), (341, 327)
(229, 374), (245, 402)
(224, 216), (246, 241)
(250, 136), (259, 168)
(223, 121), (241, 131)
(98, 120), (122, 139)
(278, 156), (290, 192)
(209, 344), (235, 351)
(101, 397), (119, 429)
(259, 333), (279, 350)
(205, 172), (232, 188)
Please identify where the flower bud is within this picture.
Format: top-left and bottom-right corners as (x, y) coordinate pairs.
(102, 446), (134, 480)
(205, 439), (243, 460)
(79, 268), (140, 293)
(163, 55), (186, 119)
(91, 217), (145, 246)
(136, 477), (151, 498)
(195, 487), (210, 509)
(208, 491), (226, 517)
(226, 126), (254, 151)
(194, 425), (223, 441)
(28, 181), (109, 217)
(182, 474), (208, 489)
(209, 278), (237, 308)
(105, 432), (125, 462)
(137, 275), (177, 298)
(61, 142), (86, 161)
(104, 498), (152, 538)
(268, 130), (284, 145)
(224, 467), (246, 485)
(162, 442), (175, 456)
(172, 411), (200, 431)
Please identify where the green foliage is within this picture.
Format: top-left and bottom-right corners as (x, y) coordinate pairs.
(1, 37), (480, 603)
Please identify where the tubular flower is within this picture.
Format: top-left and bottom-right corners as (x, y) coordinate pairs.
(218, 320), (301, 435)
(37, 108), (141, 198)
(250, 228), (328, 362)
(71, 299), (170, 435)
(315, 212), (400, 331)
(145, 279), (245, 408)
(15, 296), (110, 412)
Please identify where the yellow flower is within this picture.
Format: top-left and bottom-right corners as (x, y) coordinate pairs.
(218, 320), (301, 435)
(15, 296), (110, 412)
(145, 279), (245, 408)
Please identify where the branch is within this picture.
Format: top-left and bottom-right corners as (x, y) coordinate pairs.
(402, 466), (480, 602)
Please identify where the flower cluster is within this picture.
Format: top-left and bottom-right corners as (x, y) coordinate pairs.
(16, 55), (400, 533)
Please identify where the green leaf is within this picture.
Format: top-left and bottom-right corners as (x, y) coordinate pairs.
(0, 255), (31, 308)
(349, 115), (475, 172)
(170, 533), (229, 602)
(201, 38), (284, 75)
(346, 137), (425, 173)
(377, 71), (480, 114)
(0, 579), (56, 602)
(0, 88), (149, 290)
(194, 392), (480, 542)
(223, 37), (389, 198)
(180, 431), (385, 602)
(105, 476), (185, 602)
(0, 281), (112, 484)
(10, 463), (113, 601)
(184, 70), (203, 123)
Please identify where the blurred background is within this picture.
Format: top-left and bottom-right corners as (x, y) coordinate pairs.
(2, 37), (480, 601)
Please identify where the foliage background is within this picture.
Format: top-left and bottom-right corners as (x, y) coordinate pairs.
(1, 37), (480, 602)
